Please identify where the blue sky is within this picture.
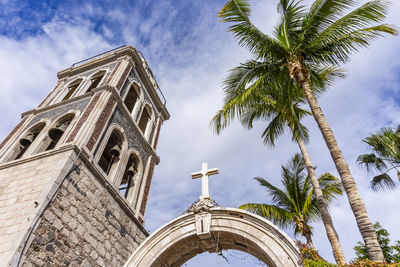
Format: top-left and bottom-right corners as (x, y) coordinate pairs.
(0, 0), (400, 266)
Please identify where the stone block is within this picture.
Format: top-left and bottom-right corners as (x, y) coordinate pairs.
(90, 250), (98, 260)
(96, 243), (106, 257)
(81, 259), (92, 267)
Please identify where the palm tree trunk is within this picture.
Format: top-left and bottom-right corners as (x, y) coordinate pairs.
(300, 222), (316, 251)
(288, 61), (384, 262)
(304, 232), (316, 251)
(297, 139), (347, 265)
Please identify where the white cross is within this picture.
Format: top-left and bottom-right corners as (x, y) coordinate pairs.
(191, 162), (219, 200)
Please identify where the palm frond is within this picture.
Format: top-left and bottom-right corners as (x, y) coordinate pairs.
(288, 104), (310, 143)
(238, 203), (294, 228)
(260, 114), (286, 146)
(222, 60), (273, 102)
(240, 99), (277, 129)
(357, 153), (387, 172)
(396, 125), (400, 133)
(255, 177), (293, 209)
(307, 65), (347, 94)
(218, 0), (287, 58)
(301, 0), (356, 43)
(240, 154), (343, 240)
(301, 186), (319, 221)
(311, 0), (396, 45)
(363, 127), (400, 160)
(370, 173), (397, 191)
(275, 0), (306, 50)
(308, 24), (397, 65)
(318, 172), (343, 203)
(210, 60), (275, 134)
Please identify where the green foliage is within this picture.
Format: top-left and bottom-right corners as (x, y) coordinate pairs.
(304, 259), (337, 267)
(354, 222), (400, 263)
(392, 241), (400, 263)
(299, 241), (400, 266)
(304, 258), (400, 267)
(298, 242), (337, 266)
(218, 0), (397, 69)
(358, 126), (400, 190)
(239, 154), (342, 240)
(217, 0), (396, 260)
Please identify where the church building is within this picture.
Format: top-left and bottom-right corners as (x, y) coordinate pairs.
(0, 45), (169, 266)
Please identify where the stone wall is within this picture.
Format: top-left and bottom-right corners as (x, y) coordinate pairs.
(21, 158), (147, 267)
(0, 149), (72, 265)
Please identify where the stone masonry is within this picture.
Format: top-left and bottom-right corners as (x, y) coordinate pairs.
(0, 149), (73, 264)
(22, 157), (147, 267)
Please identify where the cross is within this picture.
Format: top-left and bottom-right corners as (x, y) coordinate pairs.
(191, 162), (219, 200)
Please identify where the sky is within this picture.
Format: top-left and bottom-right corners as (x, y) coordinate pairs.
(0, 0), (399, 266)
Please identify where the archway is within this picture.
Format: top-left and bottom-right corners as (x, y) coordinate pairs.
(124, 203), (301, 267)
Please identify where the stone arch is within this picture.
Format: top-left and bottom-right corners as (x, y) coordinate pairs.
(97, 126), (126, 178)
(35, 112), (77, 153)
(62, 78), (83, 101)
(117, 148), (144, 205)
(124, 207), (301, 267)
(85, 69), (107, 93)
(138, 102), (154, 139)
(118, 153), (138, 197)
(3, 121), (47, 162)
(123, 81), (142, 115)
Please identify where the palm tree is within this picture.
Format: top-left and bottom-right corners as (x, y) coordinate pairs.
(217, 0), (397, 261)
(239, 153), (343, 251)
(211, 71), (347, 264)
(357, 125), (400, 190)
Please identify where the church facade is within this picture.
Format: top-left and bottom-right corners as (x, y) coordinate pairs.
(0, 46), (169, 266)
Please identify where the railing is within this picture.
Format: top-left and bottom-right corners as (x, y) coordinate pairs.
(71, 45), (127, 68)
(71, 45), (167, 106)
(136, 51), (167, 106)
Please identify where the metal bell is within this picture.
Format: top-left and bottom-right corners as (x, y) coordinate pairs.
(19, 133), (34, 147)
(108, 145), (121, 158)
(48, 122), (69, 141)
(126, 165), (137, 176)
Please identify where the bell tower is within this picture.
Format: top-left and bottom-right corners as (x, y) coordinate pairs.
(0, 46), (169, 266)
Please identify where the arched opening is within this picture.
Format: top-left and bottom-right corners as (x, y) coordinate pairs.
(124, 208), (301, 267)
(119, 154), (139, 199)
(124, 84), (140, 114)
(86, 70), (106, 93)
(98, 129), (124, 176)
(7, 122), (46, 161)
(138, 104), (152, 134)
(63, 78), (83, 101)
(44, 114), (75, 151)
(185, 250), (266, 266)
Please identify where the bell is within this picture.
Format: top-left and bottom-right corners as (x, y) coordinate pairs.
(19, 133), (34, 147)
(108, 145), (121, 158)
(48, 122), (69, 141)
(126, 165), (137, 176)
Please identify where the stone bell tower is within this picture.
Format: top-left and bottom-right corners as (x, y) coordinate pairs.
(0, 45), (169, 266)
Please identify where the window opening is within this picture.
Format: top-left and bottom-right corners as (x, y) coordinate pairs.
(124, 85), (139, 113)
(98, 130), (122, 175)
(45, 116), (73, 151)
(63, 79), (82, 101)
(86, 72), (105, 93)
(119, 155), (138, 198)
(138, 106), (151, 133)
(13, 123), (45, 160)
